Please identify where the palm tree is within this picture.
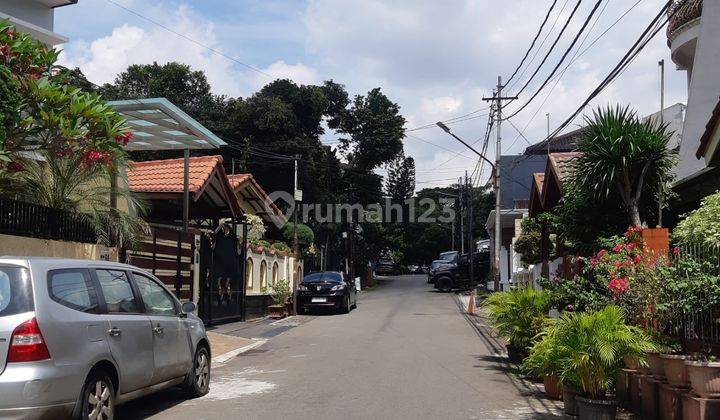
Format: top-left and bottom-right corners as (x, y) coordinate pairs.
(17, 150), (147, 248)
(572, 105), (676, 227)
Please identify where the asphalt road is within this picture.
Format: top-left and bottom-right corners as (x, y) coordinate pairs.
(118, 275), (561, 420)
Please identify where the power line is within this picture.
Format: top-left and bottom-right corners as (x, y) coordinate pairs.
(505, 0), (560, 86)
(504, 0), (605, 119)
(507, 0), (584, 102)
(105, 0), (275, 79)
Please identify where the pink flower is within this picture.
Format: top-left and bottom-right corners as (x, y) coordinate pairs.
(597, 249), (607, 259)
(633, 255), (642, 265)
(81, 150), (111, 166)
(624, 260), (632, 267)
(626, 243), (635, 252)
(590, 257), (598, 267)
(614, 261), (623, 268)
(114, 131), (133, 146)
(613, 243), (625, 253)
(609, 277), (629, 295)
(672, 247), (680, 256)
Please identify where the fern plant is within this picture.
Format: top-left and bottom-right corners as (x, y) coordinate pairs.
(482, 288), (552, 351)
(552, 305), (655, 398)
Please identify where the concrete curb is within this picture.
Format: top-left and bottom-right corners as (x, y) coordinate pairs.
(212, 339), (268, 366)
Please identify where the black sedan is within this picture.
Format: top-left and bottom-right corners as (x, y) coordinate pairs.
(297, 271), (357, 314)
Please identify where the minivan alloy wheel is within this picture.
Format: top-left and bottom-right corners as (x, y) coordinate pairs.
(196, 351), (210, 390)
(86, 378), (113, 420)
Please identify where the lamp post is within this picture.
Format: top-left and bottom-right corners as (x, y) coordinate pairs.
(436, 122), (500, 292)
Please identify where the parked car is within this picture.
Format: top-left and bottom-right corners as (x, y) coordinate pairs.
(375, 257), (399, 276)
(430, 250), (490, 292)
(407, 265), (419, 274)
(0, 257), (211, 419)
(427, 260), (448, 284)
(297, 271), (357, 314)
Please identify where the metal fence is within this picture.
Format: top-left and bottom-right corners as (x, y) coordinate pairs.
(0, 197), (97, 243)
(670, 242), (720, 352)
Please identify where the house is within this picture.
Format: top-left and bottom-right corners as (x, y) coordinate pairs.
(0, 0), (76, 45)
(696, 97), (720, 165)
(667, 0), (720, 222)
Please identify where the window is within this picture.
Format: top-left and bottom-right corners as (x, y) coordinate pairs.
(48, 270), (98, 313)
(0, 267), (33, 317)
(246, 258), (254, 289)
(133, 273), (176, 316)
(96, 269), (139, 314)
(260, 261), (267, 288)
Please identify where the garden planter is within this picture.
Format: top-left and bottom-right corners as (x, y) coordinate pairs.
(562, 385), (579, 417)
(543, 375), (563, 400)
(506, 344), (525, 364)
(646, 351), (666, 380)
(616, 369), (631, 409)
(640, 375), (660, 419)
(658, 383), (684, 420)
(575, 396), (617, 420)
(660, 354), (691, 388)
(266, 304), (287, 319)
(629, 372), (643, 415)
(623, 355), (639, 370)
(682, 392), (720, 420)
(686, 361), (720, 398)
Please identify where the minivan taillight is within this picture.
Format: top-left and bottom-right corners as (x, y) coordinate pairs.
(7, 317), (50, 363)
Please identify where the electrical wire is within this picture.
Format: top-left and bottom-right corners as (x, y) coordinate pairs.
(505, 0), (560, 86)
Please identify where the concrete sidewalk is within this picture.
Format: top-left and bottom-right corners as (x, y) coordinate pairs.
(206, 332), (265, 365)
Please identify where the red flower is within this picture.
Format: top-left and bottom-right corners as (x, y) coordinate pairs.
(614, 261), (623, 268)
(624, 260), (632, 267)
(597, 249), (607, 258)
(633, 255), (642, 265)
(613, 243), (625, 253)
(81, 150), (111, 166)
(609, 277), (629, 295)
(590, 257), (598, 267)
(626, 243), (635, 252)
(114, 131), (133, 146)
(672, 247), (680, 256)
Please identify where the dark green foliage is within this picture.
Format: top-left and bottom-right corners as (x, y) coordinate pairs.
(282, 222), (315, 246)
(513, 217), (542, 266)
(385, 155), (415, 201)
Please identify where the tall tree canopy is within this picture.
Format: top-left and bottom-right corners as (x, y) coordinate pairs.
(385, 155), (416, 201)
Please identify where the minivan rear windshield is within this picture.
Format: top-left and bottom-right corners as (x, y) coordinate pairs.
(302, 272), (343, 283)
(0, 266), (34, 317)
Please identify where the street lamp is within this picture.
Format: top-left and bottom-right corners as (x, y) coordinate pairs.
(436, 122), (501, 293)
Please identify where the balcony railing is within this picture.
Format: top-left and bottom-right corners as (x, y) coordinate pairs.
(0, 197), (97, 243)
(667, 0), (703, 38)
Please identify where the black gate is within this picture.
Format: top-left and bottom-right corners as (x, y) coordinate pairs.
(198, 221), (247, 325)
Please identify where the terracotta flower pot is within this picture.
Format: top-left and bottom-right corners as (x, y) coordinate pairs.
(686, 361), (720, 398)
(623, 355), (639, 370)
(543, 375), (563, 400)
(266, 304), (287, 319)
(661, 354), (690, 388)
(575, 396), (617, 420)
(647, 351), (666, 380)
(563, 385), (579, 417)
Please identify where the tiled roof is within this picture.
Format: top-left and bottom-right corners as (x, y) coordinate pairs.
(697, 96), (720, 159)
(549, 152), (582, 184)
(127, 155), (223, 194)
(532, 173), (545, 192)
(227, 174), (252, 190)
(524, 128), (584, 155)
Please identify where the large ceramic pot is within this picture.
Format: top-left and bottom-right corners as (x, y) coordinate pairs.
(661, 354), (690, 388)
(563, 385), (579, 417)
(543, 375), (563, 400)
(575, 396), (617, 420)
(647, 351), (666, 380)
(686, 361), (720, 398)
(266, 304), (287, 319)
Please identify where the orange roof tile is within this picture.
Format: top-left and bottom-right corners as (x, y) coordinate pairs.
(127, 155), (223, 194)
(227, 173), (253, 190)
(549, 152), (582, 184)
(532, 173), (545, 192)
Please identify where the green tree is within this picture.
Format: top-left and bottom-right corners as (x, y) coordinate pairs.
(572, 105), (676, 227)
(385, 155), (415, 201)
(673, 190), (720, 246)
(513, 217), (542, 266)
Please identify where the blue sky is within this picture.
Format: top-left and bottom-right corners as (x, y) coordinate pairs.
(55, 0), (687, 188)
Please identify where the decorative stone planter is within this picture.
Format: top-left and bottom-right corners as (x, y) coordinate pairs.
(682, 392), (720, 420)
(686, 361), (720, 398)
(562, 385), (579, 417)
(266, 304), (287, 319)
(575, 396), (617, 420)
(641, 375), (660, 419)
(661, 354), (691, 388)
(543, 375), (563, 400)
(616, 369), (632, 409)
(647, 351), (666, 380)
(658, 383), (684, 420)
(629, 372), (644, 416)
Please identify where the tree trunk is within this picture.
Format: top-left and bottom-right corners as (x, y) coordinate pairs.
(629, 203), (642, 227)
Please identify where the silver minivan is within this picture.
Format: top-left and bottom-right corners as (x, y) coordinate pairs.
(0, 257), (211, 419)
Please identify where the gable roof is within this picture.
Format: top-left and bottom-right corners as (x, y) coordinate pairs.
(696, 96), (720, 159)
(127, 155), (241, 218)
(529, 173), (545, 217)
(524, 127), (584, 155)
(227, 174), (287, 225)
(540, 152), (582, 211)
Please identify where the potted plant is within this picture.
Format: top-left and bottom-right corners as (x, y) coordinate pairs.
(523, 321), (563, 400)
(263, 277), (292, 319)
(482, 288), (551, 363)
(686, 356), (720, 398)
(553, 306), (654, 419)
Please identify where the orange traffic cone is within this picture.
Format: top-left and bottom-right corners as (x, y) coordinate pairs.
(467, 293), (476, 315)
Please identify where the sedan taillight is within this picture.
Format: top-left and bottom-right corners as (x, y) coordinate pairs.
(7, 317), (51, 363)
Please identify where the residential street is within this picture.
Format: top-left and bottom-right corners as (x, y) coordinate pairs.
(118, 275), (560, 420)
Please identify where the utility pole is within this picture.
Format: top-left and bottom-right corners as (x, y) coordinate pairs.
(459, 176), (465, 254)
(657, 59), (665, 228)
(481, 76), (517, 292)
(292, 154), (300, 315)
(466, 171), (474, 288)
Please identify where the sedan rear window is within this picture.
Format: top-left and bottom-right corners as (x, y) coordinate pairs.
(303, 272), (343, 283)
(0, 266), (34, 317)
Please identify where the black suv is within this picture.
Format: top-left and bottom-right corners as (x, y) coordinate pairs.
(430, 250), (490, 292)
